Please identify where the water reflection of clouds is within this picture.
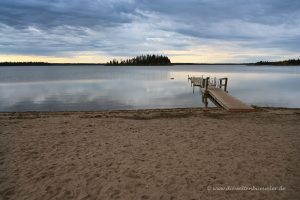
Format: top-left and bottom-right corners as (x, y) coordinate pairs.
(233, 88), (300, 108)
(230, 79), (300, 108)
(0, 65), (299, 111)
(0, 65), (172, 83)
(0, 79), (207, 111)
(173, 71), (300, 81)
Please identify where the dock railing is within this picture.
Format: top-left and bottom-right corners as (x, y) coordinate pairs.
(218, 78), (228, 92)
(188, 75), (228, 93)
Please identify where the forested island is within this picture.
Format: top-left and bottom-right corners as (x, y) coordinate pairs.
(106, 55), (171, 66)
(254, 59), (300, 66)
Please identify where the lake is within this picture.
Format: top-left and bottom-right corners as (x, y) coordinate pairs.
(0, 65), (299, 112)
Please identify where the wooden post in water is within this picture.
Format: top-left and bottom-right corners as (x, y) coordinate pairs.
(202, 94), (208, 108)
(224, 78), (228, 92)
(205, 77), (209, 94)
(219, 78), (228, 92)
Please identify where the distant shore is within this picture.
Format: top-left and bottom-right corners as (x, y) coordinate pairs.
(1, 62), (300, 66)
(1, 107), (299, 199)
(0, 62), (105, 66)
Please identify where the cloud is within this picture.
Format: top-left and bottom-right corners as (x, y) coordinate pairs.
(0, 0), (139, 28)
(0, 0), (299, 62)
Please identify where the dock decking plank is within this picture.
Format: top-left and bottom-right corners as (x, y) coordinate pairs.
(208, 87), (253, 111)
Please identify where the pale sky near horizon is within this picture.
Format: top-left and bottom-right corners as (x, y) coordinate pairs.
(0, 0), (300, 63)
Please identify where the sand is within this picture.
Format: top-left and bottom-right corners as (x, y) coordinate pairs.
(0, 108), (299, 200)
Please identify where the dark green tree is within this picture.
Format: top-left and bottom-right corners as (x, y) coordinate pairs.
(106, 54), (171, 66)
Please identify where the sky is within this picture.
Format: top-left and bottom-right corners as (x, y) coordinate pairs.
(0, 0), (300, 63)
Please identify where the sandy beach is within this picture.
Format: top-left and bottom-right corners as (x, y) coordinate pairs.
(0, 108), (299, 200)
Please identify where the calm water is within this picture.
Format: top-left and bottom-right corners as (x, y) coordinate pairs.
(0, 65), (299, 111)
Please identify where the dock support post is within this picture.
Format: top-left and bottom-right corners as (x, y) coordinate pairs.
(205, 77), (209, 94)
(202, 94), (208, 108)
(224, 78), (228, 92)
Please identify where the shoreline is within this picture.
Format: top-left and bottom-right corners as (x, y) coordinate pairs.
(1, 107), (299, 199)
(1, 63), (300, 67)
(0, 106), (299, 115)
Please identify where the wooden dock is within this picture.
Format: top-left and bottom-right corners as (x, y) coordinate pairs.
(188, 76), (254, 111)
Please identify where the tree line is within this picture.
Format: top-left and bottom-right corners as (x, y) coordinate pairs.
(106, 54), (171, 66)
(0, 62), (51, 66)
(255, 59), (300, 65)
